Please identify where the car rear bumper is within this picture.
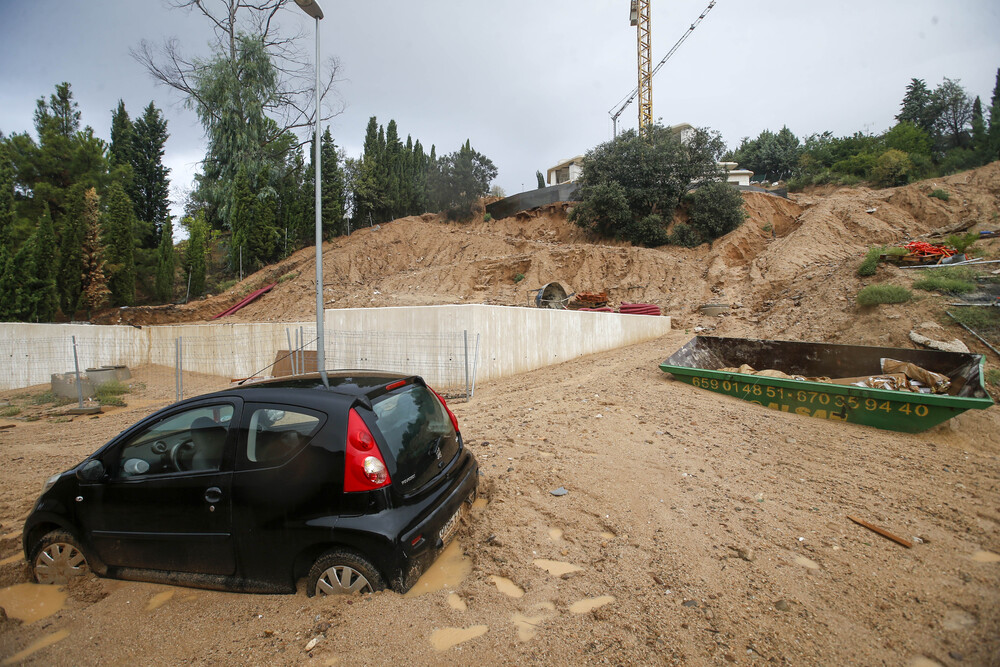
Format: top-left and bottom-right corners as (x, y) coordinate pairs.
(392, 449), (478, 592)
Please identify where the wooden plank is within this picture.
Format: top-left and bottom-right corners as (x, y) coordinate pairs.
(847, 515), (913, 548)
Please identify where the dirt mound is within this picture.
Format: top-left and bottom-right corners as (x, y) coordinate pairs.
(109, 162), (1000, 359)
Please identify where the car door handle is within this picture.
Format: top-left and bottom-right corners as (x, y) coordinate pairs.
(204, 487), (223, 503)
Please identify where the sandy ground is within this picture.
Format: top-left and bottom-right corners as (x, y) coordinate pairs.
(1, 333), (999, 666)
(3, 165), (1000, 664)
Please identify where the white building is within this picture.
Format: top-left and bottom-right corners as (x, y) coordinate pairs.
(546, 156), (586, 186)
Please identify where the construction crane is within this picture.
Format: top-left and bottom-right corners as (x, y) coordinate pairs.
(610, 0), (717, 136)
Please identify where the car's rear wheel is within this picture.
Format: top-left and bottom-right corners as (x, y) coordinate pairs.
(307, 549), (384, 596)
(30, 530), (90, 585)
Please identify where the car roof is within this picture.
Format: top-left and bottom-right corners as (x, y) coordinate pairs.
(221, 370), (418, 403)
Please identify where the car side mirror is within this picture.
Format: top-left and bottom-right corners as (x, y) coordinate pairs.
(76, 459), (106, 483)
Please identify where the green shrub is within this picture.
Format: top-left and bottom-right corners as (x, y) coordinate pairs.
(277, 272), (298, 284)
(623, 214), (669, 247)
(685, 181), (746, 241)
(1, 406), (21, 417)
(912, 267), (976, 294)
(857, 246), (906, 276)
(569, 181), (631, 238)
(986, 368), (1000, 387)
(857, 247), (883, 276)
(215, 279), (239, 294)
(95, 380), (130, 406)
(483, 213), (493, 223)
(871, 149), (912, 188)
(668, 222), (703, 248)
(928, 189), (950, 201)
(949, 306), (1000, 339)
(946, 232), (978, 254)
(856, 284), (912, 307)
(513, 273), (525, 283)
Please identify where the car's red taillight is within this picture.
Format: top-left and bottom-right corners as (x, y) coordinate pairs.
(344, 409), (391, 492)
(429, 387), (460, 434)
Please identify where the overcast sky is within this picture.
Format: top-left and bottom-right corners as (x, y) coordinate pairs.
(1, 0), (998, 222)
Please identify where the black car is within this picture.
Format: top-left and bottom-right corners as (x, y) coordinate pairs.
(23, 372), (478, 596)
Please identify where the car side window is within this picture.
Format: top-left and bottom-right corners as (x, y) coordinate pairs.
(243, 406), (321, 468)
(115, 405), (235, 479)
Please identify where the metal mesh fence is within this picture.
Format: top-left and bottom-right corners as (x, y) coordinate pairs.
(0, 326), (480, 411)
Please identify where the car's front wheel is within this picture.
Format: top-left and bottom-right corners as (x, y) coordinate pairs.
(307, 549), (384, 596)
(30, 530), (90, 585)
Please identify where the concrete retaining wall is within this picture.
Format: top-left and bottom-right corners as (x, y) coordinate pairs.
(485, 183), (580, 220)
(0, 305), (671, 391)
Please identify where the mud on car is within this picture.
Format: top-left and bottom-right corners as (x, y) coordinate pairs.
(23, 372), (478, 596)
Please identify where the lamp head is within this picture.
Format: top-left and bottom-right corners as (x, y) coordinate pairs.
(294, 0), (324, 20)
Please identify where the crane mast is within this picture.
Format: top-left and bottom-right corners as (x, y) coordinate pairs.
(632, 0), (653, 131)
(612, 1), (718, 135)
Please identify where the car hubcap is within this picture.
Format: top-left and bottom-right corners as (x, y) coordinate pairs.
(34, 542), (88, 585)
(315, 565), (372, 595)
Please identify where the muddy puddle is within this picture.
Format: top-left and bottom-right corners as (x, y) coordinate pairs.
(569, 595), (615, 614)
(404, 541), (471, 597)
(794, 555), (820, 570)
(512, 613), (546, 641)
(146, 589), (175, 611)
(2, 629), (71, 666)
(489, 575), (524, 598)
(0, 553), (22, 566)
(533, 559), (583, 576)
(0, 583), (67, 623)
(429, 625), (488, 651)
(970, 550), (1000, 563)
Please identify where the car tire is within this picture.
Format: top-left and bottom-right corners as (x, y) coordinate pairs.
(30, 530), (90, 585)
(307, 549), (384, 597)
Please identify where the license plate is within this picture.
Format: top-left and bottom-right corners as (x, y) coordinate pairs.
(439, 505), (466, 545)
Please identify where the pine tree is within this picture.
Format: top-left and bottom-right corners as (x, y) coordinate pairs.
(102, 182), (137, 306)
(988, 68), (1000, 162)
(897, 78), (938, 138)
(79, 188), (110, 313)
(184, 211), (208, 298)
(536, 171), (546, 188)
(154, 216), (175, 302)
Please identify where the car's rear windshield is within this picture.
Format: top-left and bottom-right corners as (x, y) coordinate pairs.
(372, 385), (459, 491)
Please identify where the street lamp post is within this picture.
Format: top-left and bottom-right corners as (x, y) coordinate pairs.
(293, 0), (326, 382)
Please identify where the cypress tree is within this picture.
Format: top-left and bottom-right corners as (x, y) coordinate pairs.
(988, 68), (1000, 162)
(154, 216), (175, 302)
(132, 102), (170, 247)
(320, 128), (345, 237)
(57, 184), (86, 315)
(0, 160), (15, 319)
(79, 188), (110, 314)
(26, 204), (60, 321)
(971, 96), (987, 161)
(102, 182), (136, 306)
(109, 100), (135, 171)
(185, 211), (208, 298)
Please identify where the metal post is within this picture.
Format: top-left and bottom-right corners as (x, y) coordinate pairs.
(175, 338), (181, 402)
(178, 337), (183, 400)
(314, 15), (326, 384)
(463, 330), (470, 401)
(286, 328), (295, 376)
(71, 336), (84, 408)
(470, 333), (480, 399)
(299, 326), (305, 376)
